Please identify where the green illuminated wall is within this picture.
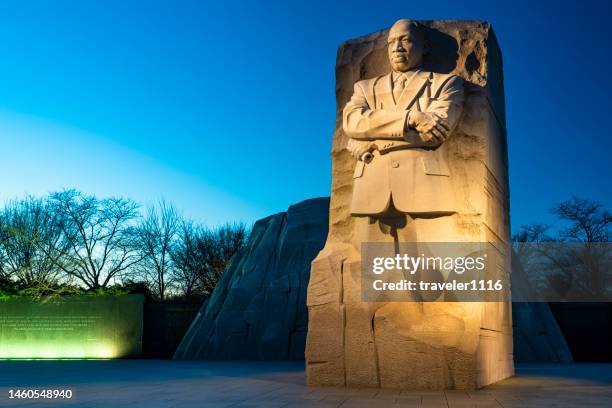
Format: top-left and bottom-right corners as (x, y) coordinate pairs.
(0, 295), (143, 359)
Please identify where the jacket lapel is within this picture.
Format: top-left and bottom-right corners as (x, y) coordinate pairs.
(396, 71), (431, 111)
(373, 73), (395, 110)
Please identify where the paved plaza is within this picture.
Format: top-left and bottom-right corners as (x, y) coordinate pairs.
(0, 361), (610, 407)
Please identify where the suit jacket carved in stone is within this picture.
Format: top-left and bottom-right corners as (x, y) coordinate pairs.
(343, 70), (464, 215)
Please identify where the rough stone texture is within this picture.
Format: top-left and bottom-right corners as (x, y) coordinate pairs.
(173, 197), (329, 360)
(174, 196), (569, 364)
(306, 20), (514, 390)
(512, 302), (573, 363)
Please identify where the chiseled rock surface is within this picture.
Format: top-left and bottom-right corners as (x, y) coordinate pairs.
(174, 197), (329, 360)
(513, 302), (573, 363)
(306, 20), (514, 390)
(174, 195), (570, 364)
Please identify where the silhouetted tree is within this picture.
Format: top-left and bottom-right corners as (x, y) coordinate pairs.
(0, 196), (67, 286)
(0, 220), (9, 281)
(170, 222), (201, 297)
(552, 197), (611, 297)
(172, 222), (248, 296)
(0, 190), (250, 297)
(48, 190), (142, 289)
(511, 223), (552, 244)
(196, 222), (247, 294)
(136, 200), (180, 300)
(553, 196), (611, 243)
(513, 197), (611, 299)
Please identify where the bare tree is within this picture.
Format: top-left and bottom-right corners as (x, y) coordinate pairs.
(551, 197), (611, 297)
(48, 190), (142, 289)
(0, 218), (9, 281)
(553, 196), (611, 243)
(514, 198), (612, 299)
(0, 196), (67, 286)
(196, 222), (247, 295)
(172, 222), (248, 296)
(136, 200), (180, 300)
(512, 223), (552, 244)
(170, 222), (202, 297)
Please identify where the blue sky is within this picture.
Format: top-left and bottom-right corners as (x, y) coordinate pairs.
(0, 0), (610, 231)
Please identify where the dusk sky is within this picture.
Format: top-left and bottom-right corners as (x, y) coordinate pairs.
(0, 0), (610, 231)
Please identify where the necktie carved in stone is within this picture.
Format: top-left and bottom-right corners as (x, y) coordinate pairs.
(393, 74), (407, 104)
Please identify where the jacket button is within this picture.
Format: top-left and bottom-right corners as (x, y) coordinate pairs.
(392, 161), (399, 168)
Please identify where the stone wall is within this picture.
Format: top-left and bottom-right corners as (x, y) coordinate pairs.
(143, 303), (200, 358)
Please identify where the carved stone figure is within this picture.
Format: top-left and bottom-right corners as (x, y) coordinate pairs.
(345, 20), (464, 217)
(306, 19), (514, 390)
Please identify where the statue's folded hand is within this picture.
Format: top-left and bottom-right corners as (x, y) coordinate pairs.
(408, 111), (450, 144)
(347, 138), (376, 160)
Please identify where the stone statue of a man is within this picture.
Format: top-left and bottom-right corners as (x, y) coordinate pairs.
(307, 19), (514, 390)
(344, 19), (464, 218)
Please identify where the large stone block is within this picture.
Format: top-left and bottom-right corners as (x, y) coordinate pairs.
(172, 196), (569, 366)
(174, 197), (329, 360)
(306, 20), (514, 389)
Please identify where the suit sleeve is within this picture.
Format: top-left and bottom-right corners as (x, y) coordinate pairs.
(425, 75), (465, 133)
(342, 81), (408, 140)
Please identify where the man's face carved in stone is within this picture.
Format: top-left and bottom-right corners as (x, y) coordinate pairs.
(387, 20), (426, 72)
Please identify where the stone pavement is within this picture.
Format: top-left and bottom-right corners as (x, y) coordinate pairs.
(0, 361), (610, 407)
